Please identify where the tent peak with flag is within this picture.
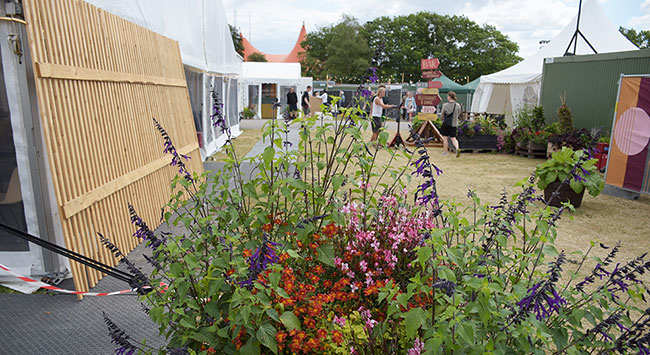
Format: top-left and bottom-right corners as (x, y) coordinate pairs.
(471, 0), (638, 123)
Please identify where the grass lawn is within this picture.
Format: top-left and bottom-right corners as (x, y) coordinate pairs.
(213, 125), (650, 275)
(205, 129), (263, 162)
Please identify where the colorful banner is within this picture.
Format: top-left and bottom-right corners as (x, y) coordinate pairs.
(606, 76), (650, 193)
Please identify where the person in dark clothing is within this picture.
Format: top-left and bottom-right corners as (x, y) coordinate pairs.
(301, 86), (312, 117)
(287, 87), (298, 119)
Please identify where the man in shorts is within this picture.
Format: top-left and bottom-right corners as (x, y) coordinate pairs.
(301, 86), (312, 117)
(370, 86), (395, 142)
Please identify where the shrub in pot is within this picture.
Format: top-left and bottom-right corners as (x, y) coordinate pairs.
(535, 147), (604, 207)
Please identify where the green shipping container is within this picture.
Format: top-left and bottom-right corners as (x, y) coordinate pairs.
(540, 49), (650, 135)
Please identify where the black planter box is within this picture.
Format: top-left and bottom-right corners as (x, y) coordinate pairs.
(543, 180), (585, 208)
(457, 134), (498, 150)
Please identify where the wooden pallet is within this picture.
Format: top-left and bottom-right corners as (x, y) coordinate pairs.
(515, 147), (547, 159)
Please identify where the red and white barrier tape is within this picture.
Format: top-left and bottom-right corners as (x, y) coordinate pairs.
(0, 262), (166, 296)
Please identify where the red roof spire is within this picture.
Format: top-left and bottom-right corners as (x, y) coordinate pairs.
(242, 24), (307, 63)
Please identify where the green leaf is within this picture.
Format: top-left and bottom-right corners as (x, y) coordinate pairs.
(240, 337), (261, 355)
(280, 311), (301, 331)
(269, 272), (281, 289)
(403, 307), (427, 339)
(263, 146), (275, 168)
(332, 174), (344, 191)
(205, 301), (221, 319)
(317, 244), (335, 266)
(438, 267), (457, 283)
(417, 246), (433, 269)
(266, 308), (280, 322)
(569, 178), (584, 194)
(256, 323), (278, 354)
(183, 254), (200, 270)
(240, 305), (251, 325)
(397, 293), (410, 308)
(457, 323), (475, 344)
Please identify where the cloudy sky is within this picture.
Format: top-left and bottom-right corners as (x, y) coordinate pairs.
(222, 0), (649, 58)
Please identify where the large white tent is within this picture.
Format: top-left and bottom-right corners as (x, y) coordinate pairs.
(240, 63), (313, 119)
(470, 0), (638, 125)
(87, 0), (244, 159)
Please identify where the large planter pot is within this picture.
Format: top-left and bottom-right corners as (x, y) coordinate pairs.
(457, 134), (497, 150)
(543, 180), (585, 208)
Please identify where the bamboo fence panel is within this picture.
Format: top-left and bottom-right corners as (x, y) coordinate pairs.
(23, 0), (202, 296)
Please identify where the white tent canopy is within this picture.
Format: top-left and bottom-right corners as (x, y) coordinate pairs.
(240, 63), (304, 86)
(471, 0), (638, 123)
(86, 0), (242, 75)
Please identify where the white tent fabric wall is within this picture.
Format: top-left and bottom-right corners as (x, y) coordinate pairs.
(470, 0), (637, 125)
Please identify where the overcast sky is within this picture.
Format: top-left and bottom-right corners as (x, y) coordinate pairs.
(222, 0), (649, 58)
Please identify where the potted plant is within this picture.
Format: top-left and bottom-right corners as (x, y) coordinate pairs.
(240, 107), (256, 120)
(457, 115), (499, 150)
(527, 129), (549, 152)
(535, 147), (604, 208)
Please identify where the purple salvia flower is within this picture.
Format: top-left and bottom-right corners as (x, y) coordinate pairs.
(103, 312), (139, 355)
(239, 234), (282, 288)
(210, 90), (228, 134)
(153, 118), (193, 182)
(513, 253), (567, 322)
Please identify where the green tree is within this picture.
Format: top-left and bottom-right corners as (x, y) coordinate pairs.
(247, 52), (267, 62)
(619, 26), (649, 48)
(229, 24), (244, 57)
(301, 15), (371, 81)
(362, 12), (522, 83)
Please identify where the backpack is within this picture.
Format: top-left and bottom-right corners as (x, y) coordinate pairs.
(443, 103), (458, 126)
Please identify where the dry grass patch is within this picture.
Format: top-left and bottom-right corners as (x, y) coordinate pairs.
(224, 126), (650, 275)
(205, 129), (263, 162)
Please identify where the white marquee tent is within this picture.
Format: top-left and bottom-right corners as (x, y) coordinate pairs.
(87, 0), (244, 159)
(240, 63), (313, 119)
(470, 0), (638, 125)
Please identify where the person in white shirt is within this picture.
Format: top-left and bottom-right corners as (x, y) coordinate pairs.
(370, 86), (396, 142)
(405, 91), (416, 121)
(318, 91), (329, 108)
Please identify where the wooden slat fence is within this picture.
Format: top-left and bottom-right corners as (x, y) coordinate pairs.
(23, 0), (203, 295)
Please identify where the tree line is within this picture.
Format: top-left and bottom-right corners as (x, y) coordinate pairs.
(230, 17), (648, 84)
(300, 13), (522, 83)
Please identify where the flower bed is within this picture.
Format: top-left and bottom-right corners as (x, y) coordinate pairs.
(97, 70), (650, 355)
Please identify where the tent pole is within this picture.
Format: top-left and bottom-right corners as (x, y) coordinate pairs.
(573, 0), (582, 55)
(578, 29), (598, 54)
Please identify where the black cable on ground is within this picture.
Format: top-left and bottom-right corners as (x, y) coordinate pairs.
(0, 222), (135, 283)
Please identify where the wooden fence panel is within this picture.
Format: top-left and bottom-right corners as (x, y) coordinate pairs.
(23, 0), (203, 295)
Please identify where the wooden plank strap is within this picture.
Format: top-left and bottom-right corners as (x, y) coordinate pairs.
(61, 142), (199, 219)
(35, 62), (187, 87)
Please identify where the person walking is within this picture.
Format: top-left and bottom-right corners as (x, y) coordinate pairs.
(301, 86), (312, 117)
(440, 91), (462, 157)
(287, 87), (298, 119)
(318, 91), (329, 110)
(405, 91), (416, 121)
(370, 86), (396, 142)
